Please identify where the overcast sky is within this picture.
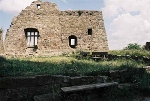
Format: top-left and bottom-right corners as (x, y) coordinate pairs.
(0, 0), (150, 50)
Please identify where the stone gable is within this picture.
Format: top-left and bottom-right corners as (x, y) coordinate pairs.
(4, 0), (109, 57)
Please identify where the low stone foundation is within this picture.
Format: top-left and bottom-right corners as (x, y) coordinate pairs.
(0, 75), (107, 101)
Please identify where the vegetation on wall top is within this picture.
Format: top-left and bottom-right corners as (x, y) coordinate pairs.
(109, 43), (150, 57)
(124, 43), (143, 50)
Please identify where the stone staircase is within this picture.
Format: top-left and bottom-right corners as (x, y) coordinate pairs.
(0, 66), (147, 100)
(34, 82), (118, 101)
(33, 76), (118, 101)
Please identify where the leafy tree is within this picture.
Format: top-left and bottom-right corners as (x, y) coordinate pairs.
(124, 43), (142, 50)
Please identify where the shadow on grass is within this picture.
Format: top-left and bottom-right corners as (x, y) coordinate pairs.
(0, 57), (150, 100)
(0, 57), (149, 84)
(0, 58), (111, 77)
(0, 56), (6, 62)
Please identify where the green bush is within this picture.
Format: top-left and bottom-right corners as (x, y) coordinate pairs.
(109, 50), (150, 57)
(124, 43), (142, 50)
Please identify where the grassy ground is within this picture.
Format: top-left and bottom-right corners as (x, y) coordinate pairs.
(0, 50), (150, 100)
(0, 55), (147, 77)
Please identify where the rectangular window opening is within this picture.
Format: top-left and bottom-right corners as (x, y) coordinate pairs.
(27, 32), (30, 46)
(31, 32), (34, 47)
(26, 31), (38, 48)
(24, 28), (39, 48)
(35, 32), (38, 45)
(88, 29), (92, 35)
(71, 39), (75, 45)
(37, 4), (41, 9)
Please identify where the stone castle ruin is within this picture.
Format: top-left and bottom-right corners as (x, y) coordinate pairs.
(3, 0), (108, 57)
(0, 30), (4, 55)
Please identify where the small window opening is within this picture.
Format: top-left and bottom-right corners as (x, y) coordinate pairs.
(88, 29), (92, 35)
(37, 4), (41, 9)
(68, 35), (77, 48)
(78, 11), (83, 16)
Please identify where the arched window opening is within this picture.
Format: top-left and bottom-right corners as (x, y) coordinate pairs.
(68, 35), (77, 48)
(24, 28), (39, 48)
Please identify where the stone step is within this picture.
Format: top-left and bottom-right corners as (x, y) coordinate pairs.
(61, 82), (118, 93)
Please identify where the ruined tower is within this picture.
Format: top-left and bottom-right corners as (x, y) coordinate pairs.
(0, 30), (4, 54)
(4, 0), (109, 57)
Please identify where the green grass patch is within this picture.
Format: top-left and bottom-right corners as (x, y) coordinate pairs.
(0, 52), (150, 100)
(109, 50), (150, 57)
(0, 56), (147, 77)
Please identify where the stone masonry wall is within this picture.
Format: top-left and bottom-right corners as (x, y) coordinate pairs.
(0, 75), (107, 101)
(0, 32), (4, 54)
(60, 11), (108, 52)
(4, 0), (108, 57)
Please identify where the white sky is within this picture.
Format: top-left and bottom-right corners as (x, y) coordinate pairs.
(0, 0), (150, 50)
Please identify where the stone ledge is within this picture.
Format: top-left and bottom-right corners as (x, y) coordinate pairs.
(0, 77), (37, 89)
(0, 75), (108, 89)
(61, 82), (118, 93)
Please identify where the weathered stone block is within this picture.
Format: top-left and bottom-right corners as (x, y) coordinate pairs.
(36, 75), (54, 86)
(0, 77), (37, 89)
(96, 76), (108, 83)
(80, 76), (96, 85)
(69, 77), (82, 86)
(34, 93), (61, 101)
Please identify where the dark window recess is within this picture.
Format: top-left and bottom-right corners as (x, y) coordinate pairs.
(78, 11), (83, 16)
(68, 35), (77, 48)
(88, 29), (92, 35)
(37, 4), (41, 9)
(145, 42), (150, 50)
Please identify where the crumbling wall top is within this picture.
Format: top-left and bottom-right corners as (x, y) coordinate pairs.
(24, 0), (59, 11)
(60, 10), (102, 16)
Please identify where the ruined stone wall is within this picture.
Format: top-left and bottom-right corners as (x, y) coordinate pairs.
(0, 32), (4, 54)
(0, 75), (107, 101)
(4, 0), (108, 57)
(5, 1), (62, 56)
(60, 11), (108, 52)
